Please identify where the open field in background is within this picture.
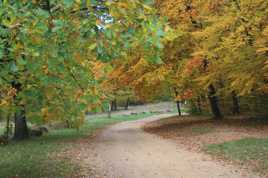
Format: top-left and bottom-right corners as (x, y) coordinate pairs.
(0, 112), (155, 178)
(89, 102), (179, 118)
(144, 116), (268, 177)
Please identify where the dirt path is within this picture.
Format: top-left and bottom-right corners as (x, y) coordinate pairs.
(79, 114), (258, 178)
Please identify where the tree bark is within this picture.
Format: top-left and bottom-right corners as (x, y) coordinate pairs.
(110, 101), (114, 111)
(111, 99), (117, 111)
(197, 96), (202, 114)
(66, 120), (71, 128)
(107, 103), (111, 118)
(125, 98), (130, 110)
(176, 100), (182, 116)
(208, 85), (222, 119)
(232, 91), (240, 115)
(114, 99), (117, 111)
(174, 89), (182, 116)
(13, 109), (29, 140)
(12, 81), (29, 140)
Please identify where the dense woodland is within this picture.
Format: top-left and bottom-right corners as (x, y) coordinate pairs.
(0, 0), (268, 141)
(153, 0), (268, 117)
(100, 0), (268, 117)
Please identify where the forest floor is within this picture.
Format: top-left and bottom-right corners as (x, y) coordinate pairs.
(144, 115), (268, 177)
(70, 114), (261, 178)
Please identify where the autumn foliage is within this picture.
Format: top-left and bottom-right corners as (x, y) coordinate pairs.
(0, 0), (268, 140)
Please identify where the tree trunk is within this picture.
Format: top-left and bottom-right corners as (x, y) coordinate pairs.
(13, 110), (29, 140)
(12, 80), (29, 140)
(111, 101), (114, 111)
(125, 98), (130, 110)
(232, 91), (240, 115)
(208, 85), (222, 119)
(66, 120), (71, 128)
(174, 89), (182, 116)
(197, 96), (202, 113)
(107, 103), (111, 118)
(111, 99), (117, 111)
(114, 99), (117, 111)
(176, 100), (182, 116)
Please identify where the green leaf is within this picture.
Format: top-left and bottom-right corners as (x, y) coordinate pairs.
(52, 20), (65, 32)
(63, 0), (74, 8)
(17, 58), (27, 66)
(143, 0), (154, 6)
(10, 62), (18, 72)
(35, 9), (50, 19)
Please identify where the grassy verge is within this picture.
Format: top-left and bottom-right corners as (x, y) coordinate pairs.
(0, 112), (153, 178)
(205, 138), (268, 175)
(0, 121), (6, 135)
(0, 125), (4, 135)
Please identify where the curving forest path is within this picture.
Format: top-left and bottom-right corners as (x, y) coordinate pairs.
(78, 114), (259, 178)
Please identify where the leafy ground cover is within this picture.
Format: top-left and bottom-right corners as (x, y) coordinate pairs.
(144, 116), (268, 176)
(0, 112), (153, 178)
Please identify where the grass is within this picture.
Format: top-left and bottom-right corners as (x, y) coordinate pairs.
(0, 112), (153, 178)
(205, 138), (268, 174)
(0, 126), (4, 135)
(0, 121), (6, 135)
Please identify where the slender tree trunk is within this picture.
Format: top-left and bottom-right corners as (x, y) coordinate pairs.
(115, 99), (117, 111)
(125, 98), (130, 110)
(208, 85), (222, 119)
(174, 89), (182, 116)
(66, 120), (71, 128)
(112, 99), (117, 111)
(176, 100), (182, 116)
(111, 100), (114, 111)
(107, 103), (111, 118)
(232, 91), (240, 115)
(110, 101), (113, 111)
(197, 96), (202, 114)
(13, 109), (29, 140)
